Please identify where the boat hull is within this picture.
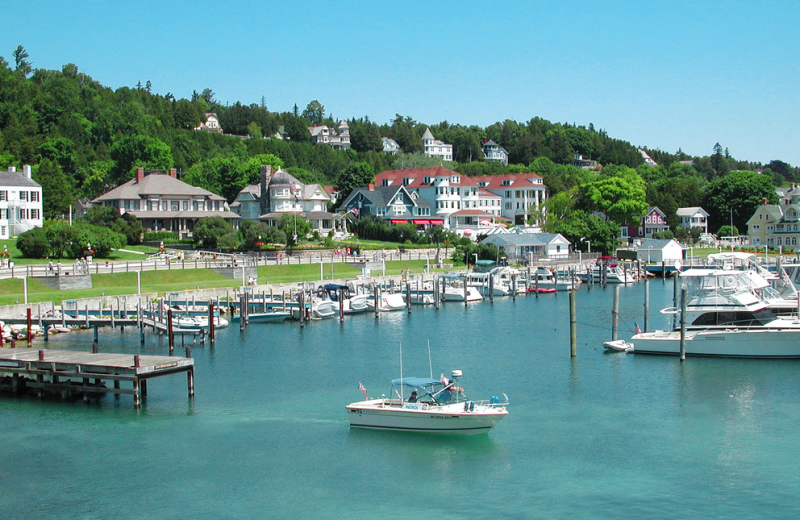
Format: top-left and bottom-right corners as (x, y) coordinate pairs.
(631, 329), (800, 358)
(346, 400), (507, 435)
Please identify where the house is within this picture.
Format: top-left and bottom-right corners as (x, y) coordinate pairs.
(481, 233), (571, 262)
(338, 183), (437, 228)
(421, 128), (453, 162)
(370, 167), (546, 229)
(676, 207), (709, 234)
(747, 199), (800, 250)
(273, 125), (290, 141)
(638, 149), (658, 167)
(447, 209), (511, 239)
(636, 238), (684, 263)
(0, 165), (43, 239)
(70, 198), (94, 219)
(308, 122), (350, 150)
(230, 166), (341, 237)
(92, 168), (236, 238)
(382, 137), (400, 155)
(572, 153), (601, 171)
(482, 140), (509, 165)
(194, 113), (223, 133)
(621, 207), (669, 241)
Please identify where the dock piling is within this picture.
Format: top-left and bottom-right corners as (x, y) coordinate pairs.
(569, 290), (577, 357)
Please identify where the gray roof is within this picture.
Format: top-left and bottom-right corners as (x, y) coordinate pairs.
(482, 233), (568, 247)
(638, 239), (682, 250)
(0, 171), (41, 188)
(342, 185), (432, 209)
(128, 211), (238, 219)
(93, 173), (225, 202)
(258, 211), (338, 220)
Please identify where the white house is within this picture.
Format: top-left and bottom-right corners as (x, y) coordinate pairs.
(482, 140), (509, 165)
(194, 112), (223, 133)
(481, 233), (571, 262)
(0, 165), (44, 239)
(636, 238), (684, 263)
(308, 122), (350, 150)
(422, 128), (453, 162)
(676, 207), (709, 234)
(382, 137), (400, 155)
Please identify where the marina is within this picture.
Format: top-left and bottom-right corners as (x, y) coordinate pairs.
(2, 279), (800, 518)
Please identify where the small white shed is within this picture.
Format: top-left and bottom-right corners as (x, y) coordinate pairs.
(636, 239), (684, 263)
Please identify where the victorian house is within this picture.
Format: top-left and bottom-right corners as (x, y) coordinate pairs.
(621, 206), (670, 241)
(421, 128), (453, 162)
(308, 121), (350, 150)
(482, 140), (509, 165)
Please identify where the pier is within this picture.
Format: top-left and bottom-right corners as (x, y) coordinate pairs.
(0, 346), (194, 407)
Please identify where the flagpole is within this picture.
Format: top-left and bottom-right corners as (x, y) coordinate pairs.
(399, 342), (403, 402)
(427, 339), (433, 379)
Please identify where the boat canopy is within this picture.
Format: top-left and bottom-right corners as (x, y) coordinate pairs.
(391, 377), (441, 390)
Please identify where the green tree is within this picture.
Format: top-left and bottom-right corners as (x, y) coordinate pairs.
(335, 162), (374, 203)
(109, 135), (173, 185)
(12, 45), (31, 76)
(173, 99), (204, 129)
(580, 167), (647, 224)
(277, 213), (312, 247)
(193, 217), (234, 249)
(33, 159), (75, 219)
(16, 226), (49, 258)
(302, 100), (325, 125)
(704, 170), (777, 232)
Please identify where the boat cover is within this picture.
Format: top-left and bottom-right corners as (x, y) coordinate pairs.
(391, 377), (441, 390)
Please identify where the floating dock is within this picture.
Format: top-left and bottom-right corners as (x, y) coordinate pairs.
(0, 346), (194, 407)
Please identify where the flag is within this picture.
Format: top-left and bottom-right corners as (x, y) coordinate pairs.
(440, 373), (448, 385)
(289, 180), (297, 194)
(349, 207), (359, 216)
(358, 381), (367, 399)
(635, 320), (642, 334)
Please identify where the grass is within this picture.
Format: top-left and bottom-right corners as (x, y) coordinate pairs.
(0, 260), (464, 305)
(0, 239), (160, 265)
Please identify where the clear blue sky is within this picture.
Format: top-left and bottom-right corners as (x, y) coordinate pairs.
(3, 1), (799, 166)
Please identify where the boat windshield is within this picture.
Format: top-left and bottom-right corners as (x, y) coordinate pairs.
(390, 377), (468, 404)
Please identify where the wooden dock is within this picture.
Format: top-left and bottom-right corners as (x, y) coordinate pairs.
(0, 346), (194, 407)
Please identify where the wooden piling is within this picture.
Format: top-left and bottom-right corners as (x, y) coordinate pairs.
(374, 284), (380, 317)
(209, 303), (215, 344)
(167, 309), (174, 352)
(612, 285), (620, 341)
(27, 308), (32, 346)
(569, 290), (577, 357)
(680, 285), (687, 361)
(644, 278), (650, 333)
(340, 287), (346, 322)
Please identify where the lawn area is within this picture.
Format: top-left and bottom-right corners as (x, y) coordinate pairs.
(0, 239), (160, 265)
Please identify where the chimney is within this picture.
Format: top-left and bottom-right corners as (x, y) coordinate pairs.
(169, 168), (177, 178)
(135, 168), (144, 182)
(260, 165), (272, 216)
(368, 183), (374, 191)
(23, 165), (32, 179)
(8, 166), (15, 173)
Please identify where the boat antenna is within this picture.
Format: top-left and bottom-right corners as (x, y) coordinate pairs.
(427, 339), (433, 379)
(399, 341), (403, 401)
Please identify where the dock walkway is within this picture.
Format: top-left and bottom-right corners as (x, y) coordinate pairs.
(0, 346), (194, 407)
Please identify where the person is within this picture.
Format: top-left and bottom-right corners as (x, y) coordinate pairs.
(47, 260), (53, 274)
(408, 390), (418, 403)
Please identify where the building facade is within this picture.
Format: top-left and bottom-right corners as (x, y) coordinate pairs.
(0, 166), (44, 239)
(676, 207), (709, 234)
(339, 184), (436, 228)
(482, 140), (509, 165)
(308, 121), (350, 150)
(92, 168), (236, 237)
(421, 128), (452, 161)
(621, 206), (669, 240)
(194, 113), (223, 133)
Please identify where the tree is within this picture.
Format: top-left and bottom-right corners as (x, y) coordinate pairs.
(109, 135), (173, 185)
(277, 213), (311, 247)
(716, 225), (739, 237)
(580, 167), (647, 224)
(12, 45), (31, 76)
(704, 170), (777, 232)
(193, 217), (234, 249)
(16, 227), (49, 258)
(33, 159), (75, 219)
(335, 162), (374, 204)
(247, 121), (262, 139)
(302, 100), (325, 125)
(350, 121), (383, 153)
(173, 99), (204, 130)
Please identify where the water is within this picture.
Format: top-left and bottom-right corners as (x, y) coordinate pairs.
(3, 283), (800, 519)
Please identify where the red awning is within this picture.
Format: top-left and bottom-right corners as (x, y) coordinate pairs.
(390, 219), (407, 224)
(430, 219), (444, 225)
(414, 219), (430, 225)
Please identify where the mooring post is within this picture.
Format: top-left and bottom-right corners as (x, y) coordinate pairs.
(374, 284), (380, 317)
(463, 274), (468, 307)
(680, 285), (688, 361)
(299, 291), (305, 328)
(167, 309), (174, 352)
(340, 287), (346, 322)
(662, 261), (666, 283)
(673, 272), (679, 309)
(569, 290), (577, 357)
(406, 282), (411, 314)
(644, 278), (650, 333)
(93, 325), (99, 353)
(133, 354), (141, 408)
(208, 303), (215, 344)
(27, 308), (32, 346)
(612, 285), (620, 341)
(512, 274), (517, 300)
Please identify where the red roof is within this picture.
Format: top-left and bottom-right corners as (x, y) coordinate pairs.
(471, 173), (545, 190)
(374, 166), (478, 188)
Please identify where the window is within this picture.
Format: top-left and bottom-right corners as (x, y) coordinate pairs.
(0, 191), (6, 201)
(31, 191), (40, 202)
(19, 208), (27, 219)
(31, 209), (39, 220)
(183, 201), (189, 210)
(19, 191), (27, 201)
(171, 201), (179, 211)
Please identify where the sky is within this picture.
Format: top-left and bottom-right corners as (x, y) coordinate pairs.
(2, 0), (799, 165)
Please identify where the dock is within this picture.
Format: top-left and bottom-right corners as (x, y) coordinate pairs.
(0, 346), (194, 407)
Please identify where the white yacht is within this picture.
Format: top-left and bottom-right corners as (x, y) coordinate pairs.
(630, 269), (800, 358)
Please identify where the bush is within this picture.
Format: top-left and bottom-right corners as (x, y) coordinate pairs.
(145, 231), (179, 242)
(16, 227), (49, 258)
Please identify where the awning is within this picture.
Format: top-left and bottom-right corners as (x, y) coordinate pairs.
(390, 219), (407, 224)
(430, 219), (444, 225)
(414, 219), (430, 225)
(463, 229), (473, 236)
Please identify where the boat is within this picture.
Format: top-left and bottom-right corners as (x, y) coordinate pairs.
(629, 268), (800, 358)
(171, 315), (203, 332)
(231, 309), (292, 323)
(604, 339), (634, 352)
(346, 369), (508, 435)
(578, 257), (636, 284)
(319, 284), (369, 315)
(441, 274), (484, 302)
(529, 266), (581, 292)
(366, 292), (407, 312)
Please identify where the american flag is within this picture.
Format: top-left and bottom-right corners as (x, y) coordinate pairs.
(349, 207), (360, 216)
(358, 381), (367, 399)
(635, 321), (642, 334)
(289, 180), (297, 194)
(440, 373), (448, 385)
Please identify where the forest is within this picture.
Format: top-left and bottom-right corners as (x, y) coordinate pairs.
(1, 45), (796, 245)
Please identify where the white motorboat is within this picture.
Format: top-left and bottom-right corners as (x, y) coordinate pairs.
(366, 292), (407, 312)
(346, 370), (508, 435)
(319, 284), (369, 315)
(171, 315), (203, 333)
(604, 339), (634, 352)
(231, 309), (292, 323)
(441, 274), (484, 302)
(630, 269), (800, 358)
(530, 266), (581, 291)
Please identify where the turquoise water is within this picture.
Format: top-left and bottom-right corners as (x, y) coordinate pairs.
(3, 283), (800, 519)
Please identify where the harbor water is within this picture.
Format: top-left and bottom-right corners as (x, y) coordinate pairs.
(3, 281), (800, 518)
